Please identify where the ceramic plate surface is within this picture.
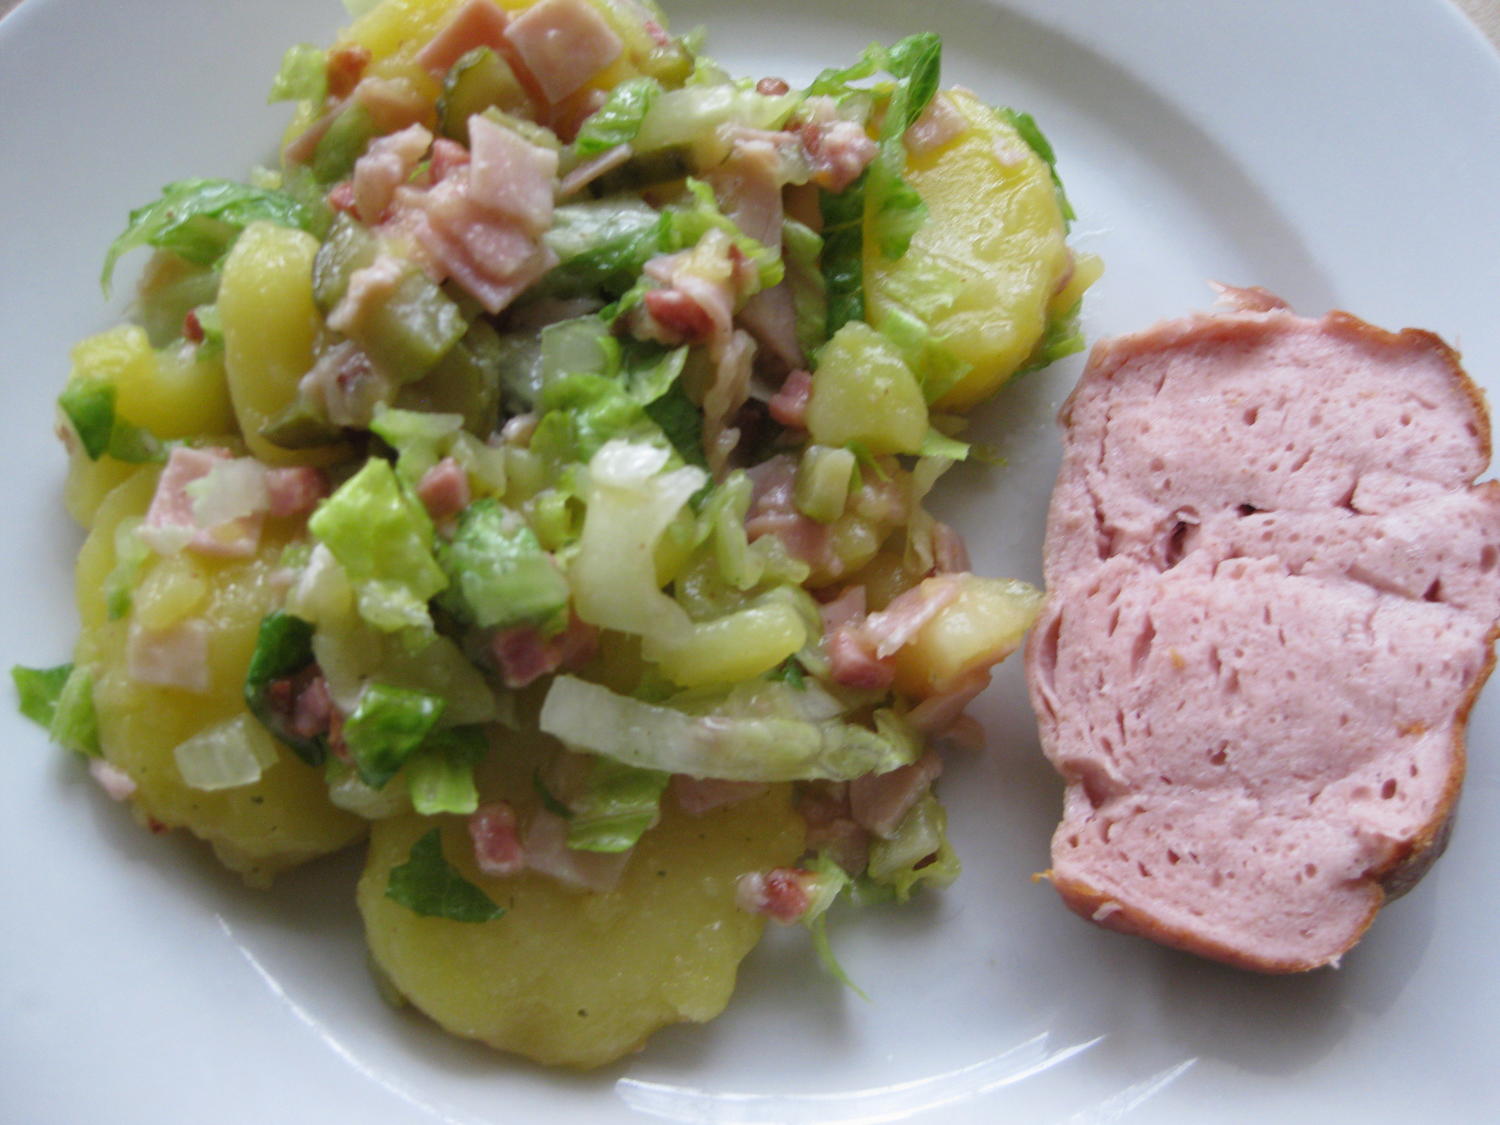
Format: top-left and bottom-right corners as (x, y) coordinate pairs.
(3, 1), (1498, 1122)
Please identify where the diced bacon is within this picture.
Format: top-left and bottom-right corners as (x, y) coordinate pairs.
(326, 43), (372, 100)
(767, 368), (813, 429)
(756, 77), (790, 97)
(707, 130), (792, 248)
(670, 776), (769, 816)
(397, 177), (560, 315)
(849, 750), (943, 838)
(126, 619), (211, 693)
(931, 520), (971, 574)
(466, 114), (558, 234)
(904, 668), (991, 735)
(558, 142), (633, 197)
(327, 180), (358, 215)
(745, 454), (836, 574)
(351, 124), (434, 224)
(702, 329), (755, 474)
(861, 574), (963, 659)
(643, 287), (715, 343)
(825, 625), (895, 691)
(88, 758), (137, 802)
(737, 284), (804, 374)
(795, 779), (872, 874)
(469, 801), (526, 878)
(291, 673), (334, 741)
(415, 0), (511, 75)
(428, 138), (471, 184)
(264, 666), (334, 742)
(264, 466), (329, 519)
(904, 92), (967, 156)
(326, 254), (406, 337)
(522, 808), (631, 892)
(416, 456), (470, 524)
(504, 0), (623, 105)
(182, 309), (205, 344)
(735, 867), (813, 923)
(818, 585), (867, 631)
(796, 97), (878, 193)
(142, 447), (265, 559)
(490, 614), (597, 689)
(807, 815), (871, 875)
(298, 340), (392, 428)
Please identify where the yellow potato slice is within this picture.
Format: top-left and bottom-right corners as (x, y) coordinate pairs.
(359, 739), (805, 1068)
(74, 470), (365, 885)
(219, 221), (346, 466)
(865, 90), (1073, 409)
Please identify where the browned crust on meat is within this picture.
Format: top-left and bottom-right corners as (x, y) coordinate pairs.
(1040, 295), (1498, 973)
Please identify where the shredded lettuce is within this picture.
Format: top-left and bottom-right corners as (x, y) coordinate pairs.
(437, 498), (570, 632)
(539, 675), (920, 782)
(572, 77), (662, 156)
(564, 756), (671, 853)
(800, 852), (868, 999)
(308, 459), (448, 632)
(369, 407), (465, 484)
(819, 172), (867, 337)
(56, 380), (166, 464)
(1016, 298), (1087, 376)
(268, 44), (328, 104)
(385, 828), (505, 923)
(538, 200), (668, 301)
(567, 440), (705, 643)
(11, 663), (74, 729)
(406, 726), (489, 816)
(49, 665), (100, 757)
(866, 792), (961, 902)
(994, 106), (1075, 225)
(102, 179), (317, 295)
(782, 218), (829, 358)
(343, 681), (446, 789)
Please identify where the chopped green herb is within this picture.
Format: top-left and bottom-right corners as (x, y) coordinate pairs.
(385, 828), (505, 923)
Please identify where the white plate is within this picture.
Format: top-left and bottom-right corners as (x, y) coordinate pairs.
(3, 1), (1498, 1121)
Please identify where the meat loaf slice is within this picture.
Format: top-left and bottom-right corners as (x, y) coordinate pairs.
(1026, 288), (1500, 972)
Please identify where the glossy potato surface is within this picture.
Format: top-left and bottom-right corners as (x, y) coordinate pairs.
(865, 91), (1072, 409)
(74, 471), (365, 885)
(359, 752), (805, 1068)
(219, 221), (345, 466)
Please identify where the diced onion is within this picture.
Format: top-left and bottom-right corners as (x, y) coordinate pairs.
(172, 714), (281, 791)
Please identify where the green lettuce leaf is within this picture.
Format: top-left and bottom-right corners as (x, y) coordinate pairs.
(995, 106), (1075, 225)
(571, 76), (662, 156)
(819, 172), (868, 337)
(385, 827), (505, 922)
(268, 44), (328, 104)
(308, 459), (448, 632)
(343, 681), (446, 789)
(564, 756), (671, 853)
(102, 179), (317, 294)
(405, 725), (489, 816)
(539, 675), (920, 782)
(866, 792), (961, 902)
(437, 498), (570, 632)
(12, 663), (73, 728)
(56, 380), (166, 464)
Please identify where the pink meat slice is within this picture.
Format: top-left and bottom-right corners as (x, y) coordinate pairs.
(1026, 292), (1500, 971)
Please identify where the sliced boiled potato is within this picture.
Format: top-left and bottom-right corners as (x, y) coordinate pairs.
(60, 325), (235, 528)
(341, 0), (538, 66)
(220, 221), (346, 466)
(74, 470), (365, 885)
(359, 737), (805, 1068)
(891, 575), (1044, 696)
(865, 90), (1073, 410)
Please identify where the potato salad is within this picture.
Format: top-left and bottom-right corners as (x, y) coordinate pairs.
(14, 0), (1093, 1067)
